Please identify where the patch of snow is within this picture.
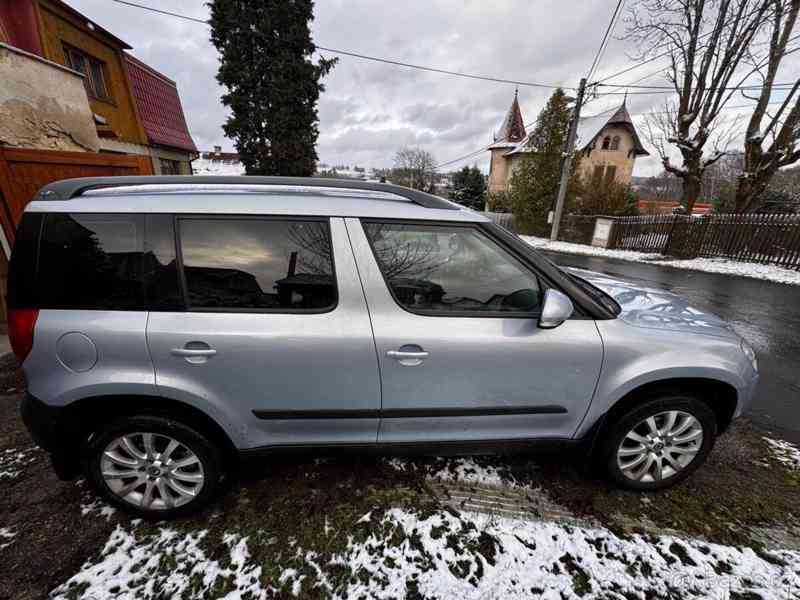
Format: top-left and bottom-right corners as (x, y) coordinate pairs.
(192, 157), (245, 176)
(0, 526), (17, 550)
(50, 508), (800, 599)
(51, 525), (320, 600)
(522, 236), (800, 285)
(80, 497), (117, 521)
(345, 509), (800, 599)
(386, 456), (518, 488)
(428, 457), (517, 488)
(0, 446), (39, 481)
(764, 437), (800, 470)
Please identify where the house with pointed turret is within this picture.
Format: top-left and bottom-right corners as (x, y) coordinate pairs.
(487, 92), (649, 195)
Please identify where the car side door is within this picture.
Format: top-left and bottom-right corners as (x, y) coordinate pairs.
(345, 217), (603, 444)
(146, 215), (381, 450)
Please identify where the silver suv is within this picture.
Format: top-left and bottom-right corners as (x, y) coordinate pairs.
(10, 177), (759, 519)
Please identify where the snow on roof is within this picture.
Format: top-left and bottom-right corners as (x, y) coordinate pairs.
(192, 157), (245, 176)
(501, 102), (649, 157)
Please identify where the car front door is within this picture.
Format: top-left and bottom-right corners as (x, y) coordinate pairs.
(345, 218), (603, 444)
(146, 216), (381, 450)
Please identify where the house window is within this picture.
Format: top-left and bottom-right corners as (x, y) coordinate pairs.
(610, 136), (620, 150)
(160, 158), (182, 175)
(605, 165), (618, 183)
(63, 44), (110, 101)
(592, 165), (605, 185)
(601, 136), (611, 150)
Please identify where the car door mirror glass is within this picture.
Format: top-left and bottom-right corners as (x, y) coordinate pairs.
(539, 289), (574, 328)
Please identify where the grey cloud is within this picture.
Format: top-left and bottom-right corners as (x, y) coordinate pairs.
(67, 0), (678, 174)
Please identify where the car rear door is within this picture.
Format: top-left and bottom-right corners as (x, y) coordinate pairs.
(146, 216), (381, 450)
(345, 217), (603, 444)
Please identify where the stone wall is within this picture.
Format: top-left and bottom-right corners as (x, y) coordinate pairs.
(0, 43), (99, 152)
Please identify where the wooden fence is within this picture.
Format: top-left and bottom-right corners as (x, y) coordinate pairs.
(482, 211), (516, 232)
(609, 213), (800, 269)
(0, 147), (154, 248)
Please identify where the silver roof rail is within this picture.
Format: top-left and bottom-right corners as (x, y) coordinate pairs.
(33, 176), (459, 210)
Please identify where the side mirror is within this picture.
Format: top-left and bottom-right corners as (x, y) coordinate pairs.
(539, 289), (574, 329)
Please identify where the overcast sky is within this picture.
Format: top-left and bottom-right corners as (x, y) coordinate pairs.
(68, 0), (799, 177)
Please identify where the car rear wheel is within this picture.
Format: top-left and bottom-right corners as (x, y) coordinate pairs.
(85, 415), (222, 519)
(602, 394), (717, 490)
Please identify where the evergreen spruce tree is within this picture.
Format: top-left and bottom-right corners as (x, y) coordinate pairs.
(451, 165), (487, 210)
(209, 0), (336, 176)
(509, 89), (579, 236)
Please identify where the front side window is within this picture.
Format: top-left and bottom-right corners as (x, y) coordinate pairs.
(38, 214), (145, 310)
(179, 218), (336, 311)
(363, 222), (540, 315)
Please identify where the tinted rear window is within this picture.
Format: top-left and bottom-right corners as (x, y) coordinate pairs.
(178, 218), (336, 311)
(7, 213), (42, 310)
(38, 214), (146, 310)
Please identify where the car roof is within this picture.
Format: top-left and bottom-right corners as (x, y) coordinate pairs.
(24, 177), (488, 223)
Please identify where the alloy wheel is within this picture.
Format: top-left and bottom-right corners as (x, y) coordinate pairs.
(616, 410), (704, 483)
(100, 432), (205, 510)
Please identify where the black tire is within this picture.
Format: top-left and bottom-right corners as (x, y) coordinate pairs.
(84, 415), (223, 520)
(600, 393), (717, 491)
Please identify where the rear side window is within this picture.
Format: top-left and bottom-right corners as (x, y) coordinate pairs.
(7, 213), (42, 310)
(38, 214), (145, 310)
(363, 221), (541, 315)
(178, 218), (336, 311)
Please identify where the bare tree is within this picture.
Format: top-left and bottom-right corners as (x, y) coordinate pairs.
(392, 147), (437, 191)
(626, 0), (777, 212)
(736, 0), (800, 211)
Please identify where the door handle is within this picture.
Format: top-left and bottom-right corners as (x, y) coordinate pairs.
(387, 346), (429, 366)
(171, 348), (217, 357)
(386, 350), (429, 359)
(171, 343), (217, 364)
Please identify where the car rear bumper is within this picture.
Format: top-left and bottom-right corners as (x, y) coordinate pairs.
(20, 393), (81, 480)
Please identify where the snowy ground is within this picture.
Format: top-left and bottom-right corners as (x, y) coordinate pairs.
(49, 436), (800, 600)
(51, 505), (800, 600)
(0, 445), (39, 480)
(521, 235), (800, 285)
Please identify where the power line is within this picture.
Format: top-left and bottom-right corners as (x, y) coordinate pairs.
(434, 99), (784, 170)
(624, 99), (787, 117)
(109, 0), (572, 90)
(586, 0), (626, 82)
(111, 0), (207, 23)
(434, 122), (536, 170)
(312, 47), (575, 89)
(597, 81), (796, 91)
(595, 16), (800, 85)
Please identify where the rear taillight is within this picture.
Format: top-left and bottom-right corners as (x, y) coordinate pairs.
(8, 309), (38, 363)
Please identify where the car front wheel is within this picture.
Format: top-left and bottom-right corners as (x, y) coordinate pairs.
(85, 415), (222, 519)
(602, 394), (717, 490)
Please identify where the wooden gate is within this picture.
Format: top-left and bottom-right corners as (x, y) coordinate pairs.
(0, 147), (154, 248)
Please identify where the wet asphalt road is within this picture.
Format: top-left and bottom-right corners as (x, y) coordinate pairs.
(544, 251), (800, 443)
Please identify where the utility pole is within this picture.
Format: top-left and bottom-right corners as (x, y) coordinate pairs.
(550, 77), (587, 241)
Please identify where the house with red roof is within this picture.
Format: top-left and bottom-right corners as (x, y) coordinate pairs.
(0, 0), (196, 173)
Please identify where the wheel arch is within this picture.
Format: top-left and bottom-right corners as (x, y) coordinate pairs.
(61, 394), (239, 466)
(587, 377), (738, 453)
